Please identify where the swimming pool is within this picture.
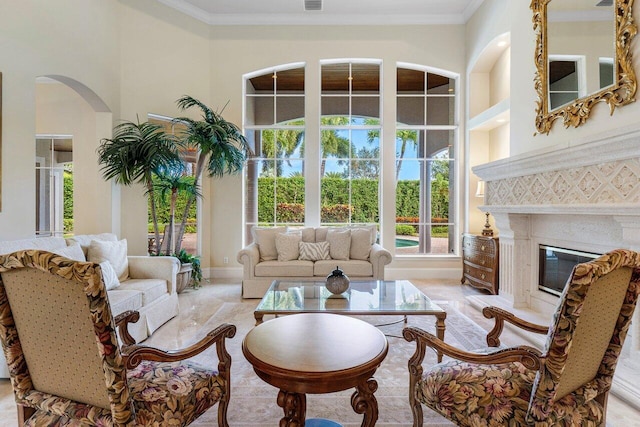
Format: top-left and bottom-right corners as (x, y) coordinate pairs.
(396, 238), (418, 247)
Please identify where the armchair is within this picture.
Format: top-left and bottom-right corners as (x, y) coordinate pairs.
(403, 249), (640, 426)
(0, 250), (236, 426)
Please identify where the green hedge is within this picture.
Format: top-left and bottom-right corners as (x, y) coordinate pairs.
(258, 177), (449, 224)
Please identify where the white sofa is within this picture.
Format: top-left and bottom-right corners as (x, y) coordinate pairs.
(238, 225), (392, 298)
(0, 233), (180, 378)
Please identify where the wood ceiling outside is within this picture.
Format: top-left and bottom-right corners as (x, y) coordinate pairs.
(249, 64), (453, 93)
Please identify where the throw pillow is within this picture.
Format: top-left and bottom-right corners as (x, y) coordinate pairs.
(99, 261), (120, 291)
(252, 226), (288, 261)
(87, 239), (129, 281)
(350, 227), (373, 260)
(276, 232), (302, 262)
(298, 241), (330, 261)
(51, 243), (86, 262)
(326, 229), (351, 260)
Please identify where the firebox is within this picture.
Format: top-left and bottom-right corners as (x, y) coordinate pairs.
(538, 245), (600, 296)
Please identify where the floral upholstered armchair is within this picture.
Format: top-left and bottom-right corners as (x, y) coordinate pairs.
(404, 249), (640, 427)
(0, 250), (236, 427)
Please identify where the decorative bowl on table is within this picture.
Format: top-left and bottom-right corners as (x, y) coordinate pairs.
(325, 266), (350, 296)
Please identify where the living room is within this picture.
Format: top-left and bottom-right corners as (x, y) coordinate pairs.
(1, 0), (640, 425)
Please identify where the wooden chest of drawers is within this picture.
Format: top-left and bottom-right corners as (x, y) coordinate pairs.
(461, 233), (499, 294)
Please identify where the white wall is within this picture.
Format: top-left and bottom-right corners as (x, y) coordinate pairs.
(0, 0), (120, 240)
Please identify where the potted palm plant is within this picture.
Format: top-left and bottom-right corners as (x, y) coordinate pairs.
(97, 119), (181, 255)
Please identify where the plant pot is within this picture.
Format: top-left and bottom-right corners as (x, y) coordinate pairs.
(176, 262), (193, 293)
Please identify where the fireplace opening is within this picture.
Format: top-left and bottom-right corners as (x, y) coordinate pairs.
(538, 245), (601, 296)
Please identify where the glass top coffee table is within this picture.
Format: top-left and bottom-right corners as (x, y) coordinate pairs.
(254, 280), (446, 361)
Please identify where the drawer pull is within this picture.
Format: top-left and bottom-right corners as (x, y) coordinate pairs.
(481, 245), (486, 251)
(481, 259), (486, 265)
(481, 273), (486, 280)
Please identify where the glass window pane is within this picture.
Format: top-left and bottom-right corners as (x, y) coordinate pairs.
(397, 68), (425, 94)
(350, 159), (379, 179)
(351, 63), (380, 94)
(276, 130), (304, 160)
(322, 63), (349, 93)
(276, 96), (304, 123)
(259, 130), (276, 159)
(396, 159), (421, 181)
(396, 130), (419, 160)
(352, 130), (379, 158)
(427, 73), (455, 95)
(426, 96), (455, 125)
(397, 97), (424, 125)
(425, 130), (453, 158)
(276, 67), (305, 93)
(351, 175), (379, 223)
(247, 74), (274, 94)
(322, 159), (348, 177)
(352, 96), (379, 122)
(321, 129), (350, 159)
(251, 96), (274, 125)
(322, 97), (349, 118)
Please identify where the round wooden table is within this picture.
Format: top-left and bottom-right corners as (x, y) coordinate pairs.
(242, 313), (389, 427)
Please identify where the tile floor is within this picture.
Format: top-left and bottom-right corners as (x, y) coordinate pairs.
(0, 279), (638, 426)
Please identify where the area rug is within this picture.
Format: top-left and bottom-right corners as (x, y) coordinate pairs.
(187, 301), (491, 427)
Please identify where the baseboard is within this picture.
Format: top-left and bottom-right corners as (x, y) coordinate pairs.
(385, 267), (461, 280)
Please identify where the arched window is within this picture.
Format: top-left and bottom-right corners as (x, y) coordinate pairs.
(244, 65), (306, 237)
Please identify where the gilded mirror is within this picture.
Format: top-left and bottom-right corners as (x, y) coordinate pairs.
(531, 0), (637, 134)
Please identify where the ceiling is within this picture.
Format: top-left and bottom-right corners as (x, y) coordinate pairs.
(156, 0), (485, 25)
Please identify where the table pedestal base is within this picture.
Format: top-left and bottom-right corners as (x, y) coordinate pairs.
(277, 390), (306, 427)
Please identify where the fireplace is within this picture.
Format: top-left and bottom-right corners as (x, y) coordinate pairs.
(538, 245), (600, 297)
(472, 128), (640, 407)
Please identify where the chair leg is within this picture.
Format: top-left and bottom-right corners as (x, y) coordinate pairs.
(595, 391), (609, 427)
(17, 404), (35, 426)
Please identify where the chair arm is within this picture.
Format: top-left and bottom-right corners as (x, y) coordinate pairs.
(114, 310), (140, 346)
(122, 323), (237, 371)
(403, 326), (543, 371)
(127, 255), (180, 294)
(237, 243), (260, 280)
(482, 306), (549, 347)
(370, 243), (392, 279)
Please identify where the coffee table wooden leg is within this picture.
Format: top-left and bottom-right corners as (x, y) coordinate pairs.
(254, 313), (264, 325)
(351, 376), (379, 427)
(435, 313), (447, 363)
(277, 390), (306, 427)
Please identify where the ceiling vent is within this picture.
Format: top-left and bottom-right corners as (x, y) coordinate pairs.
(304, 0), (322, 11)
(596, 0), (613, 5)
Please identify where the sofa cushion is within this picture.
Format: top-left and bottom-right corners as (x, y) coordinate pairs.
(350, 228), (373, 260)
(255, 260), (314, 277)
(315, 224), (377, 244)
(276, 232), (302, 261)
(298, 241), (330, 261)
(314, 260), (373, 277)
(119, 279), (168, 306)
(87, 239), (129, 281)
(0, 236), (66, 255)
(327, 229), (351, 260)
(99, 261), (120, 290)
(67, 233), (118, 256)
(301, 227), (316, 243)
(107, 289), (143, 315)
(252, 226), (288, 261)
(51, 242), (86, 262)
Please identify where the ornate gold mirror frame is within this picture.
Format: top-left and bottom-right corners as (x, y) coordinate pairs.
(531, 0), (637, 134)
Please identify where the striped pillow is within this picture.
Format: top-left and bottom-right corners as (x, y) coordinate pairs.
(298, 241), (331, 261)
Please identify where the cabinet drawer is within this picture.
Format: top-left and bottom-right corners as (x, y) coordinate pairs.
(461, 233), (499, 295)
